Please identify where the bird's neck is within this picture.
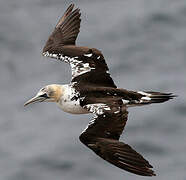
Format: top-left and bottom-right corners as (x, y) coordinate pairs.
(48, 84), (64, 103)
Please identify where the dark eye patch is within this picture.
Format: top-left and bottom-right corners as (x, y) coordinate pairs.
(40, 93), (49, 98)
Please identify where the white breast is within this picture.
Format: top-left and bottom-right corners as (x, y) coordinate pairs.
(57, 85), (89, 114)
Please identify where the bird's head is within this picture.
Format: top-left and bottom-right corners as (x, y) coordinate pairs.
(24, 84), (62, 106)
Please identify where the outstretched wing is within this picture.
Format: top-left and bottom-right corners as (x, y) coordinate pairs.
(42, 4), (116, 88)
(43, 3), (81, 51)
(79, 100), (155, 176)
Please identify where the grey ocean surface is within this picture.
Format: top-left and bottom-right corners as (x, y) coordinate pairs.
(0, 0), (186, 180)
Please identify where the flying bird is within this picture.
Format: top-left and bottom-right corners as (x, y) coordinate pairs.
(24, 4), (175, 176)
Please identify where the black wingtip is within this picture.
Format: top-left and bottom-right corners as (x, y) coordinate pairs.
(66, 3), (75, 12)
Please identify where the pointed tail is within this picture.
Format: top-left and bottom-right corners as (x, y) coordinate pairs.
(137, 91), (176, 105)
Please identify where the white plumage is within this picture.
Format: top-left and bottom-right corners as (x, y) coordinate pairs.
(57, 84), (88, 114)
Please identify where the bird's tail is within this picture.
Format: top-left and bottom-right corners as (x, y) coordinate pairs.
(127, 91), (176, 107)
(137, 91), (176, 105)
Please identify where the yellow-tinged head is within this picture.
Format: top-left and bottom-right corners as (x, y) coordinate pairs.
(24, 84), (63, 106)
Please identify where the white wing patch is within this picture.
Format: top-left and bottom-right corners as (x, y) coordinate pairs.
(141, 96), (151, 101)
(43, 51), (95, 79)
(122, 99), (129, 104)
(138, 91), (151, 96)
(43, 51), (71, 63)
(70, 60), (95, 78)
(137, 91), (151, 102)
(84, 53), (93, 57)
(84, 103), (111, 115)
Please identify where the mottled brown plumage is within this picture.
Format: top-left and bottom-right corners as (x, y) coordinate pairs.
(80, 100), (155, 176)
(25, 4), (176, 177)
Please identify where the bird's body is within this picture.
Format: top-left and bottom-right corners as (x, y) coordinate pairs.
(25, 4), (176, 177)
(57, 84), (89, 114)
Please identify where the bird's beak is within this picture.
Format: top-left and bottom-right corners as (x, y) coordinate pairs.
(24, 94), (47, 107)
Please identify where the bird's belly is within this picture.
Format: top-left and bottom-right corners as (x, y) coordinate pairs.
(58, 99), (89, 114)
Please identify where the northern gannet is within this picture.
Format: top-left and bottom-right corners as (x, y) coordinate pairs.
(24, 4), (175, 176)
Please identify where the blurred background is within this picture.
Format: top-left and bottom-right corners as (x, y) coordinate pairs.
(0, 0), (185, 180)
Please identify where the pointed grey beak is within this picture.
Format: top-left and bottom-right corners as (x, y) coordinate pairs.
(24, 95), (47, 107)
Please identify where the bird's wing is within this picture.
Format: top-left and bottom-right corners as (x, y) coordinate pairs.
(43, 3), (80, 50)
(42, 4), (116, 88)
(79, 100), (155, 176)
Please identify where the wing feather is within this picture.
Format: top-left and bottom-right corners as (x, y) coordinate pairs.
(42, 5), (116, 88)
(43, 4), (81, 53)
(79, 101), (155, 176)
(55, 4), (75, 28)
